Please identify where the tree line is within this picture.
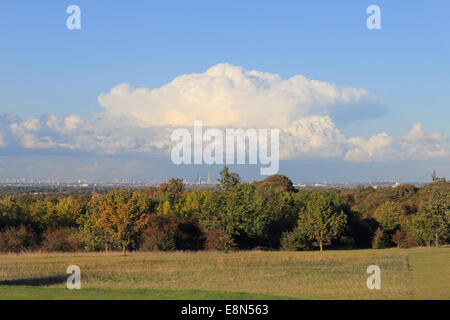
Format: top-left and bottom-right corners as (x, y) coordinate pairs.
(0, 167), (449, 253)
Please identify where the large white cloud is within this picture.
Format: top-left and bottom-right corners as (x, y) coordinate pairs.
(345, 133), (394, 162)
(399, 123), (450, 160)
(344, 124), (450, 163)
(2, 114), (172, 155)
(1, 114), (448, 163)
(280, 116), (346, 159)
(98, 63), (376, 128)
(0, 64), (448, 163)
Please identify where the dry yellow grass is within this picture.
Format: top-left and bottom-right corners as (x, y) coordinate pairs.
(2, 248), (440, 299)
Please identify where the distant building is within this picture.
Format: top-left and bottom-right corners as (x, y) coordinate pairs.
(90, 191), (101, 202)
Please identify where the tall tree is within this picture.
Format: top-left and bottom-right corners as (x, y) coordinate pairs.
(159, 178), (185, 204)
(296, 192), (347, 251)
(218, 166), (241, 191)
(413, 190), (449, 247)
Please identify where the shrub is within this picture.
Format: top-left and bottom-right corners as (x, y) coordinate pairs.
(280, 229), (314, 251)
(41, 228), (86, 252)
(392, 230), (418, 248)
(371, 228), (390, 249)
(175, 216), (205, 250)
(345, 214), (374, 249)
(140, 215), (178, 251)
(0, 226), (37, 253)
(205, 229), (236, 251)
(140, 215), (205, 251)
(336, 235), (356, 249)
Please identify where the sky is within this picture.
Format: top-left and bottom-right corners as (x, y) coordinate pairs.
(0, 0), (449, 182)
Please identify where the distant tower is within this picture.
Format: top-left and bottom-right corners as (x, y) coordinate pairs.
(207, 172), (211, 184)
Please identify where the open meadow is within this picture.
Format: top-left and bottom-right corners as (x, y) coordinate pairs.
(0, 248), (448, 300)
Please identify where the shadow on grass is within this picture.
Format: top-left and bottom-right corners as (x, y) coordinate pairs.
(0, 275), (66, 286)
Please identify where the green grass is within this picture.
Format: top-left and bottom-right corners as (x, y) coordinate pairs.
(406, 248), (450, 299)
(0, 248), (448, 300)
(0, 287), (293, 300)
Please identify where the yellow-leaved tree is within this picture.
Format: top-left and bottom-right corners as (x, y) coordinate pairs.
(79, 188), (151, 254)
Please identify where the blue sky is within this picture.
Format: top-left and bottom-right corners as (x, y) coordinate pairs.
(0, 1), (449, 182)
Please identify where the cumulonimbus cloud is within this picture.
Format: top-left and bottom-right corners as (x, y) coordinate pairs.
(0, 63), (448, 163)
(97, 63), (378, 128)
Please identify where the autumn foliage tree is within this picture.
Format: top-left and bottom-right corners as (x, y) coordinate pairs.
(79, 188), (150, 254)
(0, 169), (448, 253)
(255, 174), (295, 193)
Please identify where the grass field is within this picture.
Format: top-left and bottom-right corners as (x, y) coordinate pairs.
(0, 248), (448, 300)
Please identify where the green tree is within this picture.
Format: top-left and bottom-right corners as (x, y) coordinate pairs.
(296, 192), (347, 251)
(197, 178), (295, 250)
(218, 166), (240, 190)
(44, 197), (83, 227)
(431, 171), (447, 183)
(412, 191), (449, 247)
(0, 196), (26, 228)
(373, 200), (403, 232)
(256, 174), (295, 193)
(159, 178), (185, 205)
(179, 189), (201, 218)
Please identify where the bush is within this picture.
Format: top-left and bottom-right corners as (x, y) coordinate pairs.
(140, 215), (205, 251)
(41, 228), (86, 252)
(175, 216), (205, 250)
(280, 229), (314, 251)
(0, 226), (37, 253)
(205, 229), (236, 251)
(346, 215), (374, 248)
(371, 228), (390, 249)
(140, 215), (178, 251)
(392, 230), (418, 248)
(336, 235), (356, 249)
